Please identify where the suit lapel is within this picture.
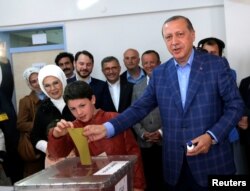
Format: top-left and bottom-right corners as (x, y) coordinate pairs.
(104, 82), (116, 111)
(119, 81), (127, 110)
(167, 60), (184, 114)
(183, 57), (204, 113)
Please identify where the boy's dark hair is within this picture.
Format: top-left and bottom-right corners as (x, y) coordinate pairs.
(63, 81), (93, 104)
(55, 52), (74, 65)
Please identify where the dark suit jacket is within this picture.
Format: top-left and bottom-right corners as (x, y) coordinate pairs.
(238, 76), (250, 144)
(109, 49), (244, 186)
(101, 78), (133, 113)
(0, 58), (18, 154)
(239, 76), (250, 107)
(0, 58), (23, 182)
(89, 77), (106, 109)
(66, 75), (77, 84)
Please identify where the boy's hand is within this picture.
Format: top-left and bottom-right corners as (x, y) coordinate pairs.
(53, 119), (74, 138)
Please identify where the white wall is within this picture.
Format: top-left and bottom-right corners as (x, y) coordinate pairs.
(65, 6), (225, 80)
(0, 0), (223, 26)
(224, 0), (250, 84)
(0, 0), (226, 81)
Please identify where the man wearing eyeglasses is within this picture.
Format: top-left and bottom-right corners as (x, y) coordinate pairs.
(101, 56), (134, 113)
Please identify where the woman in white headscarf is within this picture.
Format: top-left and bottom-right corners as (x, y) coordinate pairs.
(30, 65), (75, 168)
(17, 66), (46, 177)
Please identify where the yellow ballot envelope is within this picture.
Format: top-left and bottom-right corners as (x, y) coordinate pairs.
(67, 128), (92, 165)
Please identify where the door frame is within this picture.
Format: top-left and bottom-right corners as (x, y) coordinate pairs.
(0, 24), (66, 110)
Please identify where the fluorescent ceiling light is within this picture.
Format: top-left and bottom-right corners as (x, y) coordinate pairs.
(77, 0), (99, 10)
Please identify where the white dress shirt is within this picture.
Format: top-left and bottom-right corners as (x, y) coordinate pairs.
(108, 79), (120, 111)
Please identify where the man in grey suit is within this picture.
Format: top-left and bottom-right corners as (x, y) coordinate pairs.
(132, 50), (165, 191)
(82, 16), (244, 191)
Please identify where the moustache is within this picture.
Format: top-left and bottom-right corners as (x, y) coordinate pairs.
(63, 68), (70, 72)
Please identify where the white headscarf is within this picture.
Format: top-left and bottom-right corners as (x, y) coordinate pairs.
(23, 66), (41, 90)
(38, 64), (67, 113)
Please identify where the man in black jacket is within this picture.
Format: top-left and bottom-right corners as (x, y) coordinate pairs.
(101, 56), (133, 113)
(238, 76), (250, 174)
(0, 57), (23, 184)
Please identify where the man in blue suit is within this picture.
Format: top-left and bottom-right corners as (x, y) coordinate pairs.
(74, 50), (105, 109)
(82, 15), (244, 190)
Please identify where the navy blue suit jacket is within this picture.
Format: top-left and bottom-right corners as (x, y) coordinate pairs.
(89, 77), (106, 109)
(66, 75), (77, 84)
(0, 59), (18, 153)
(238, 76), (250, 145)
(109, 49), (244, 186)
(0, 58), (23, 182)
(101, 78), (133, 113)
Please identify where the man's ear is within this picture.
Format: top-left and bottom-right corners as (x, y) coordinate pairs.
(91, 95), (96, 105)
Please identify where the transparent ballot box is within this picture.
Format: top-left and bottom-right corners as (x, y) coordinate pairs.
(14, 155), (136, 191)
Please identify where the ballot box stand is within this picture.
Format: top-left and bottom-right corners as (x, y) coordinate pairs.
(14, 155), (136, 191)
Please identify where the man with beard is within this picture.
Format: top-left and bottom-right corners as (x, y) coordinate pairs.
(74, 50), (105, 109)
(55, 52), (76, 83)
